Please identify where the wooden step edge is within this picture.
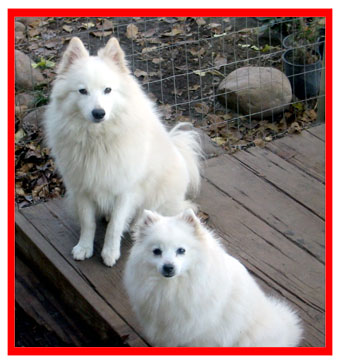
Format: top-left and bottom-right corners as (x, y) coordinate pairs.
(15, 210), (148, 348)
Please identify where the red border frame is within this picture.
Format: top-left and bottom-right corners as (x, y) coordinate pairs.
(8, 8), (333, 356)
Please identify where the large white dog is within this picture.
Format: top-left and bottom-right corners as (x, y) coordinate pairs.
(124, 209), (303, 347)
(43, 37), (201, 266)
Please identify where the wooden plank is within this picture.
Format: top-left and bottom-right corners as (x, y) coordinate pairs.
(203, 155), (325, 263)
(306, 124), (325, 142)
(18, 200), (149, 346)
(40, 200), (140, 330)
(197, 179), (325, 347)
(265, 130), (325, 183)
(233, 148), (325, 219)
(16, 257), (90, 346)
(15, 210), (148, 347)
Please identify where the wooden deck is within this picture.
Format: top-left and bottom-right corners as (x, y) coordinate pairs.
(15, 124), (325, 347)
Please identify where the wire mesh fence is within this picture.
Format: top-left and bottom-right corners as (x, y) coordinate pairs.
(14, 16), (326, 206)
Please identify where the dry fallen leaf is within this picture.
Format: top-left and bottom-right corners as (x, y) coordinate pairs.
(163, 25), (183, 37)
(152, 58), (164, 64)
(100, 19), (114, 31)
(189, 84), (200, 91)
(254, 138), (266, 148)
(63, 25), (73, 33)
(160, 18), (176, 24)
(206, 114), (225, 125)
(134, 69), (148, 78)
(190, 47), (205, 57)
(214, 54), (227, 67)
(28, 28), (40, 38)
(212, 136), (227, 146)
(177, 116), (191, 123)
(194, 102), (210, 114)
(15, 105), (28, 117)
(44, 40), (58, 49)
(142, 28), (156, 38)
(80, 22), (95, 30)
(16, 185), (26, 196)
(193, 70), (206, 77)
(16, 163), (34, 176)
(288, 122), (302, 134)
(15, 129), (26, 143)
(126, 23), (139, 39)
(301, 109), (317, 122)
(195, 17), (206, 26)
(208, 23), (222, 33)
(91, 31), (112, 38)
(142, 46), (158, 54)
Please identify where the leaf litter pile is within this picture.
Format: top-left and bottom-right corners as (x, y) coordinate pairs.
(15, 17), (321, 207)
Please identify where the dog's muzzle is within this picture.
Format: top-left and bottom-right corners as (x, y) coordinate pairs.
(92, 108), (106, 122)
(161, 263), (176, 278)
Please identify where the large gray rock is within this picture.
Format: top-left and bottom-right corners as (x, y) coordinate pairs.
(16, 92), (36, 108)
(15, 22), (26, 44)
(22, 106), (46, 133)
(218, 67), (292, 118)
(15, 50), (44, 90)
(15, 17), (41, 26)
(15, 21), (26, 32)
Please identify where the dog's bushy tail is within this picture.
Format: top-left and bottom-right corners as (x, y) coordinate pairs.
(170, 123), (203, 197)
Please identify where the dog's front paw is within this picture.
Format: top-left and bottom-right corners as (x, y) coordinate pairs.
(72, 243), (93, 261)
(101, 248), (120, 267)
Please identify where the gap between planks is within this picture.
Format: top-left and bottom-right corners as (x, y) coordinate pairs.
(203, 154), (325, 263)
(265, 126), (325, 184)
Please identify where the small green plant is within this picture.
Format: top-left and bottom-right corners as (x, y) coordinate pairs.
(293, 17), (324, 44)
(285, 17), (324, 65)
(34, 90), (49, 107)
(31, 57), (55, 70)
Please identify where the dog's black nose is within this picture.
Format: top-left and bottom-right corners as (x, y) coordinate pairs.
(162, 264), (175, 277)
(92, 108), (106, 121)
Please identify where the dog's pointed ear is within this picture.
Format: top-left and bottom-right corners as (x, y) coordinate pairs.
(180, 209), (200, 228)
(57, 37), (89, 75)
(134, 210), (161, 242)
(180, 209), (203, 237)
(141, 210), (161, 227)
(98, 37), (129, 73)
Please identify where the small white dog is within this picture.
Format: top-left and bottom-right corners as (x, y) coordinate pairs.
(43, 37), (201, 266)
(124, 209), (303, 347)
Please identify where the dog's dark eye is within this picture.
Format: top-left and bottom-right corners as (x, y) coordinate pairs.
(176, 248), (186, 255)
(104, 87), (112, 94)
(153, 248), (162, 256)
(79, 88), (88, 95)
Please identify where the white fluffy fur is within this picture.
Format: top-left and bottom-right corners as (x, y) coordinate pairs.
(124, 210), (303, 347)
(43, 37), (201, 266)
